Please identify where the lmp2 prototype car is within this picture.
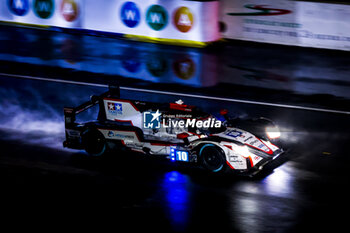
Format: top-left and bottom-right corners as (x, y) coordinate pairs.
(63, 87), (284, 176)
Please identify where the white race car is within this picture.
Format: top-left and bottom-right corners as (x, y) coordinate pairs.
(63, 87), (284, 175)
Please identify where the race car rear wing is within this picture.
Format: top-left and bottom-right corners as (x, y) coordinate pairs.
(64, 85), (120, 127)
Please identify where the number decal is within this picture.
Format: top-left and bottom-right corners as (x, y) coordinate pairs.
(170, 147), (189, 162)
(176, 151), (188, 162)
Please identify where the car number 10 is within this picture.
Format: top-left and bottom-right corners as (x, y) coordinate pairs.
(176, 151), (188, 162)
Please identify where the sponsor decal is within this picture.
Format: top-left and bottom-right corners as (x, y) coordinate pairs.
(105, 130), (135, 139)
(243, 27), (350, 43)
(163, 118), (221, 129)
(146, 5), (168, 31)
(250, 139), (259, 146)
(107, 102), (123, 115)
(116, 134), (135, 139)
(60, 0), (79, 22)
(229, 156), (243, 164)
(225, 129), (244, 138)
(108, 131), (114, 137)
(115, 133), (134, 139)
(143, 109), (221, 129)
(249, 139), (270, 153)
(170, 147), (189, 162)
(120, 1), (140, 28)
(33, 0), (55, 19)
(244, 19), (301, 28)
(263, 146), (271, 153)
(143, 110), (162, 129)
(173, 6), (194, 33)
(8, 0), (29, 16)
(227, 4), (291, 16)
(173, 58), (195, 80)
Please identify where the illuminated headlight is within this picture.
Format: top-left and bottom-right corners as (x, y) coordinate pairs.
(266, 126), (281, 139)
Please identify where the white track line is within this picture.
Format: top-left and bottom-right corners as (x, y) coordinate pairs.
(1, 72), (349, 115)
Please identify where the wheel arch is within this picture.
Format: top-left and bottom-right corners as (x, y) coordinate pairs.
(192, 141), (231, 173)
(81, 126), (108, 156)
(192, 141), (229, 161)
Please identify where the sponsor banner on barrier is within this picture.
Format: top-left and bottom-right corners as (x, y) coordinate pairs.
(1, 0), (220, 44)
(84, 0), (220, 42)
(2, 0), (82, 27)
(221, 0), (350, 51)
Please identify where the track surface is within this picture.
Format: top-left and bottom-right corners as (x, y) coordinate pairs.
(1, 76), (349, 232)
(0, 25), (350, 232)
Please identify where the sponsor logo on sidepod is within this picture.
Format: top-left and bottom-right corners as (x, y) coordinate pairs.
(143, 110), (161, 129)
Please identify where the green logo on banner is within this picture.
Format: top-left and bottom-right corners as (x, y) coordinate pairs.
(34, 0), (54, 19)
(146, 5), (168, 31)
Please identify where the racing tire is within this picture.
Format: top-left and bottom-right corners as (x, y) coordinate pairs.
(199, 144), (227, 173)
(81, 128), (107, 156)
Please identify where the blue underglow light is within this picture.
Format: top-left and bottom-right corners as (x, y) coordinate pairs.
(162, 171), (192, 232)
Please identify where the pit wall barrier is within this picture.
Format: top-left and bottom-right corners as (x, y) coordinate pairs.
(0, 0), (220, 47)
(220, 0), (350, 51)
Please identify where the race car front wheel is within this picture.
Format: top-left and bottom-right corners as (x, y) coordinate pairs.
(199, 144), (226, 173)
(81, 128), (106, 156)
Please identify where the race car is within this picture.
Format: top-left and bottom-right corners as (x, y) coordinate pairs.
(63, 86), (284, 176)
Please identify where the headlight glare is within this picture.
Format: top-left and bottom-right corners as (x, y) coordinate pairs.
(266, 126), (281, 139)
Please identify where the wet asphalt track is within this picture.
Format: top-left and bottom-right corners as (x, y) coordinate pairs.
(0, 25), (350, 232)
(0, 75), (349, 232)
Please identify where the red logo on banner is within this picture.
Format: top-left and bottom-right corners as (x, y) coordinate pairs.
(173, 7), (194, 33)
(60, 0), (79, 22)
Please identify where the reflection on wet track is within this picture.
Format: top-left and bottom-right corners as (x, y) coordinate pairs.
(1, 24), (350, 104)
(162, 171), (192, 232)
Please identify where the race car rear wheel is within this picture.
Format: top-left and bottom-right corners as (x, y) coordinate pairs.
(199, 144), (226, 173)
(81, 128), (106, 156)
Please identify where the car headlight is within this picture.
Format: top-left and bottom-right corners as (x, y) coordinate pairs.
(266, 126), (281, 139)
